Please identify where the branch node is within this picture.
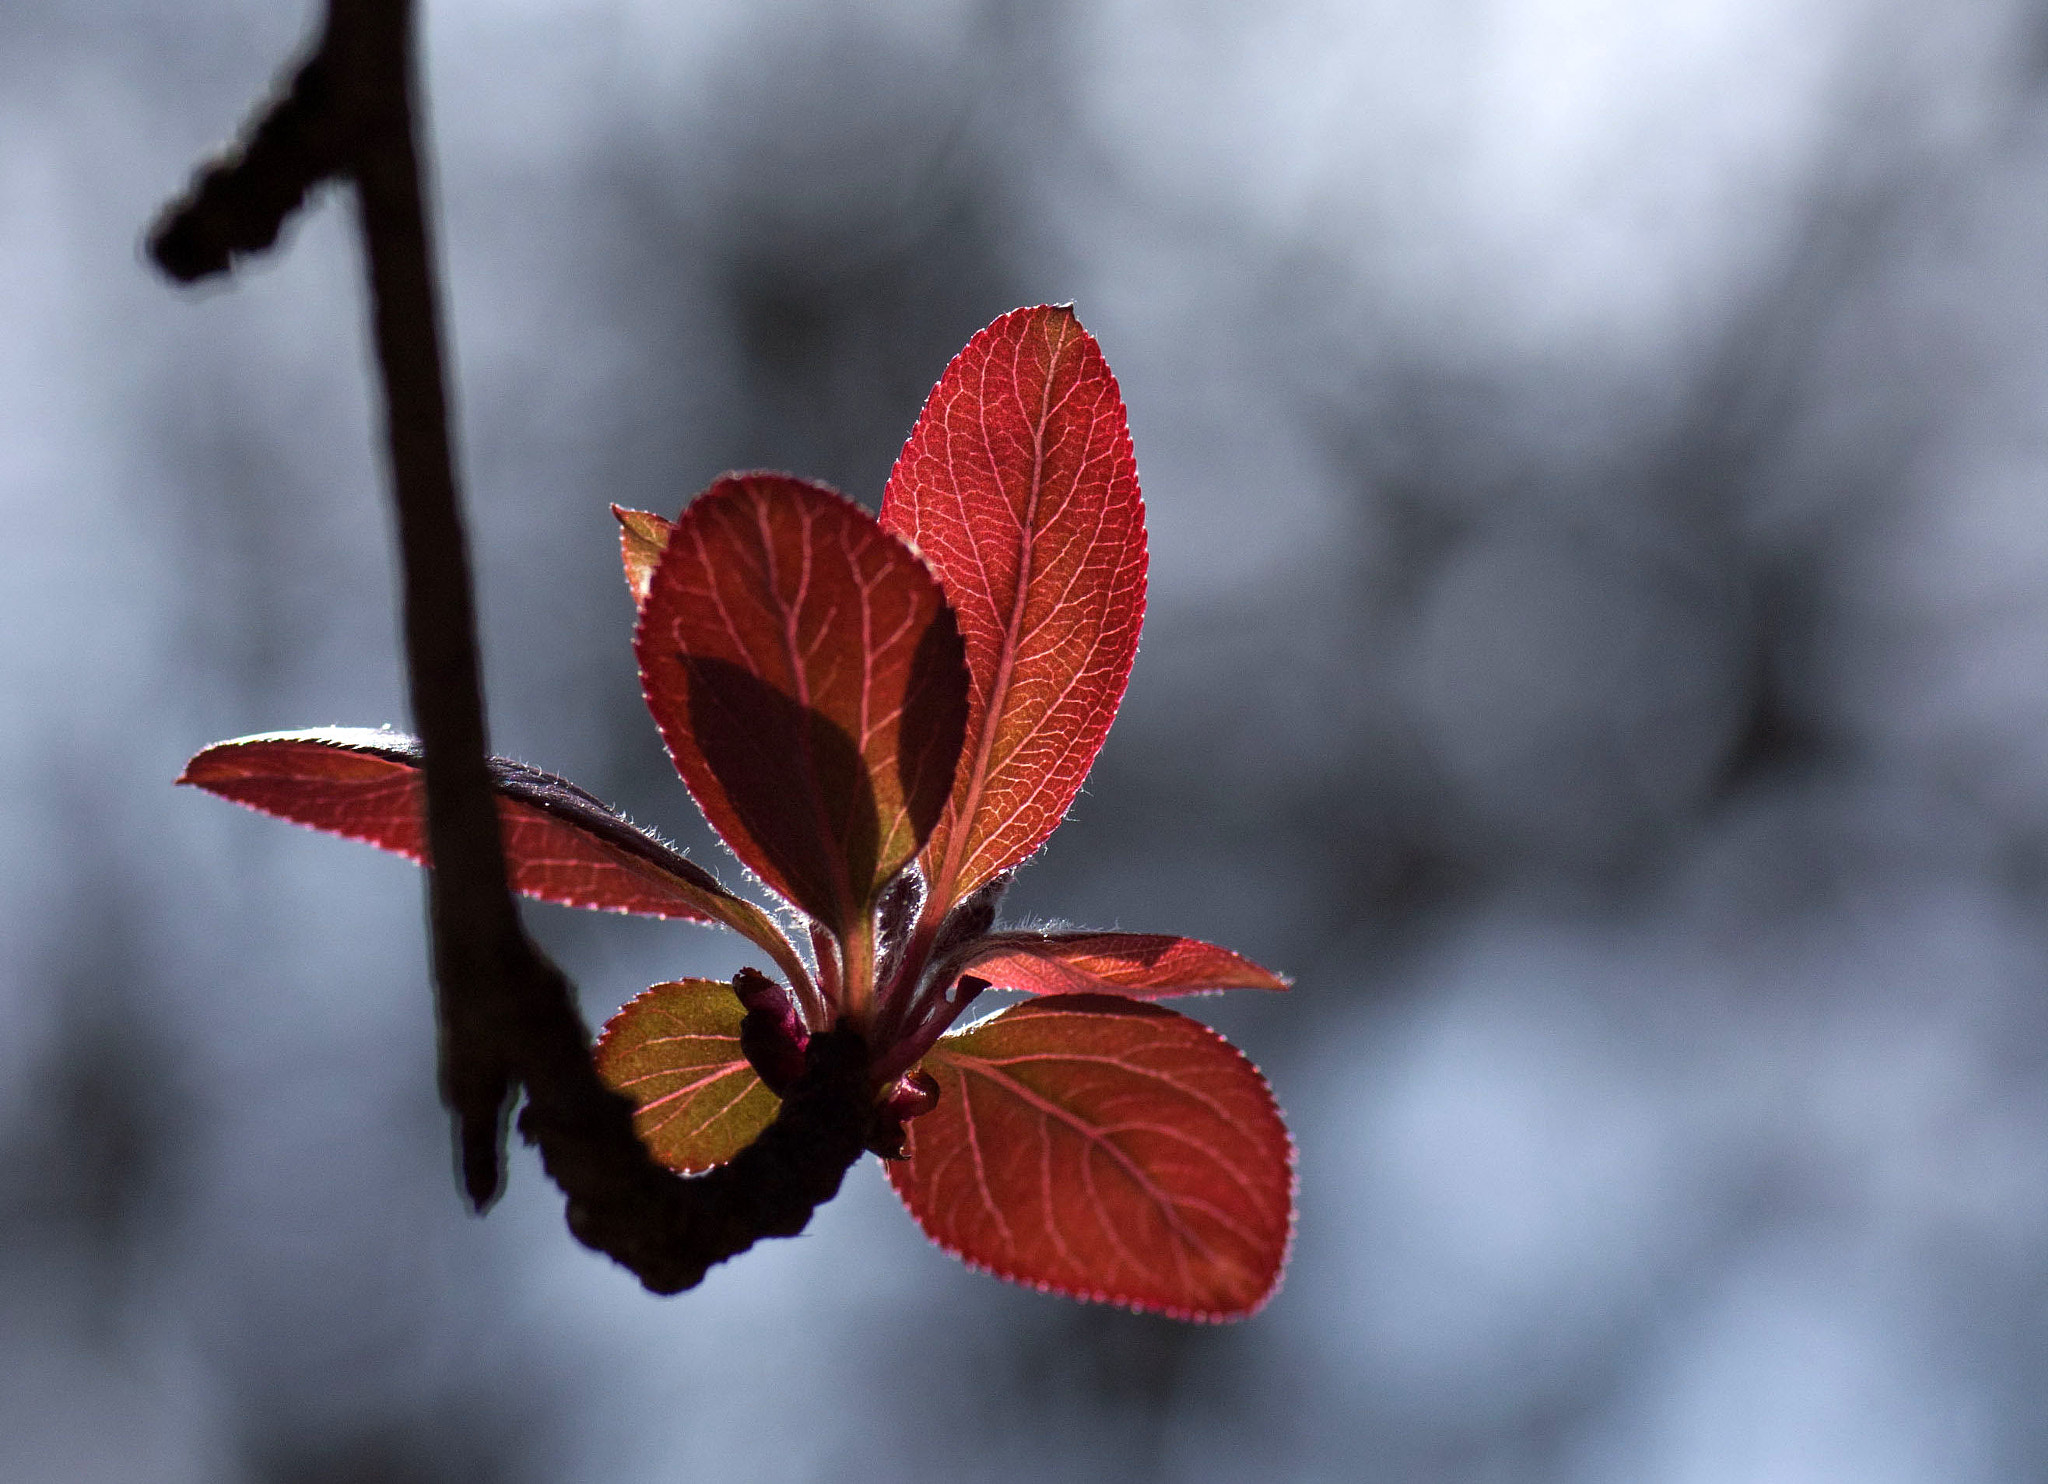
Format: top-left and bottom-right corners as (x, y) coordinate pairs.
(519, 1027), (874, 1293)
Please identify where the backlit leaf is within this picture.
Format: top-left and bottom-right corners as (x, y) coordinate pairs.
(594, 979), (778, 1174)
(956, 932), (1290, 999)
(880, 305), (1146, 908)
(613, 504), (672, 606)
(178, 729), (809, 987)
(636, 474), (969, 938)
(889, 995), (1293, 1320)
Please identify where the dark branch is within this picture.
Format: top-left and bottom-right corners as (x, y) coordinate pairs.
(331, 0), (529, 1208)
(151, 0), (870, 1288)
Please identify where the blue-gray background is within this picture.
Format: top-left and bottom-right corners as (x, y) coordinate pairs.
(9, 1), (2048, 1479)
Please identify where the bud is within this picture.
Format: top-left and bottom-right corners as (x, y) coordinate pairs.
(734, 967), (809, 1095)
(929, 870), (1012, 962)
(865, 1068), (942, 1159)
(872, 865), (927, 991)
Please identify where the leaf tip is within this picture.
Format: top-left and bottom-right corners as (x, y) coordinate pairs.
(614, 505), (674, 607)
(174, 736), (255, 790)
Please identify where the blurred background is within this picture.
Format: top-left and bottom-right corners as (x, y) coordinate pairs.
(8, 0), (2048, 1478)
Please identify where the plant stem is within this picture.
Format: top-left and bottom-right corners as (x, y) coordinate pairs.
(330, 0), (529, 1208)
(150, 0), (872, 1289)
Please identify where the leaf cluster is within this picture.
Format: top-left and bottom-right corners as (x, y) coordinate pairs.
(184, 307), (1295, 1318)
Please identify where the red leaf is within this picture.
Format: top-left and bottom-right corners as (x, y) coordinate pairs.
(956, 932), (1290, 999)
(613, 504), (672, 607)
(880, 305), (1147, 908)
(635, 474), (969, 939)
(594, 979), (778, 1174)
(178, 729), (810, 988)
(888, 995), (1293, 1320)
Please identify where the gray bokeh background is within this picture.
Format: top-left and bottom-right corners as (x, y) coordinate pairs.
(9, 1), (2048, 1479)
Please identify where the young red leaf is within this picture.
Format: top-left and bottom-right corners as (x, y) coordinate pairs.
(954, 932), (1291, 999)
(613, 504), (673, 607)
(178, 729), (811, 989)
(594, 979), (779, 1175)
(888, 995), (1293, 1321)
(880, 305), (1146, 908)
(635, 474), (969, 941)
